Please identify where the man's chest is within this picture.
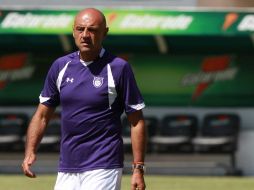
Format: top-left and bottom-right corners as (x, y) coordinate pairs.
(60, 64), (110, 107)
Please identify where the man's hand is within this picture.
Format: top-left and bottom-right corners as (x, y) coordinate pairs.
(22, 153), (37, 178)
(131, 170), (146, 190)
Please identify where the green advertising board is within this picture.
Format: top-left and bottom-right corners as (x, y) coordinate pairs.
(0, 9), (254, 35)
(0, 53), (52, 105)
(0, 53), (254, 107)
(104, 9), (254, 35)
(129, 54), (254, 107)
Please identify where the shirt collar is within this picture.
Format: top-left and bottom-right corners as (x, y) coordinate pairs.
(79, 48), (105, 67)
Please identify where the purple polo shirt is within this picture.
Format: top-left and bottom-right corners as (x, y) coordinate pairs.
(39, 49), (145, 172)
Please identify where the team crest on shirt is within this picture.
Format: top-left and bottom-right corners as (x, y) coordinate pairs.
(93, 76), (104, 88)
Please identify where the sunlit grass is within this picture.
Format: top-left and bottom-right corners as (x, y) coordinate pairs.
(0, 174), (254, 190)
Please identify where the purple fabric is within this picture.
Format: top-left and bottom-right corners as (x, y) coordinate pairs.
(40, 50), (145, 172)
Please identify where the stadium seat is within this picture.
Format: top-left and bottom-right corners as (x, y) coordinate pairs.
(150, 114), (198, 153)
(0, 113), (28, 151)
(192, 113), (241, 175)
(39, 112), (61, 152)
(121, 116), (159, 152)
(121, 117), (131, 151)
(144, 116), (159, 152)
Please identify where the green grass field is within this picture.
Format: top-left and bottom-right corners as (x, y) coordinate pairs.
(0, 174), (254, 190)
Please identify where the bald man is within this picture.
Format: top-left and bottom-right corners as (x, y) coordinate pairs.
(22, 8), (146, 190)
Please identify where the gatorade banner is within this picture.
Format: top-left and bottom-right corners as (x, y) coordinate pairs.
(0, 10), (75, 34)
(105, 10), (254, 35)
(0, 53), (254, 107)
(0, 53), (51, 105)
(0, 9), (254, 35)
(129, 54), (254, 107)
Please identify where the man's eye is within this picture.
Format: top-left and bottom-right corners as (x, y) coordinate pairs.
(88, 28), (97, 32)
(76, 27), (84, 32)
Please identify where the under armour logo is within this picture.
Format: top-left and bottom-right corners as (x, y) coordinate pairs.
(66, 77), (74, 83)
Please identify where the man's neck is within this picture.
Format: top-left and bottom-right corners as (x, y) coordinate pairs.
(79, 49), (101, 62)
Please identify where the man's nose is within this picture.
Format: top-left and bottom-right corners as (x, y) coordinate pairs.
(82, 28), (89, 37)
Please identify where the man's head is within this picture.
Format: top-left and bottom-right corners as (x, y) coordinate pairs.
(73, 8), (108, 61)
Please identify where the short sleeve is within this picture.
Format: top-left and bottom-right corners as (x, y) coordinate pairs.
(119, 62), (145, 114)
(39, 61), (60, 107)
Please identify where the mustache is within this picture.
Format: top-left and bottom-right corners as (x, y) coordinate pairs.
(80, 38), (91, 43)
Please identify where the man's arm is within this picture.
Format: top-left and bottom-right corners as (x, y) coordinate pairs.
(22, 103), (55, 178)
(128, 110), (146, 190)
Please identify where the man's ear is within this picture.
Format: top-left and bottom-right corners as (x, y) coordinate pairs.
(104, 27), (109, 38)
(72, 25), (75, 38)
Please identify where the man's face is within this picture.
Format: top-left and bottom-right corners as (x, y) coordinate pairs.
(73, 11), (108, 54)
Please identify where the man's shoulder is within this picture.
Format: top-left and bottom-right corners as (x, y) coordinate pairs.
(105, 51), (128, 68)
(54, 51), (78, 65)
